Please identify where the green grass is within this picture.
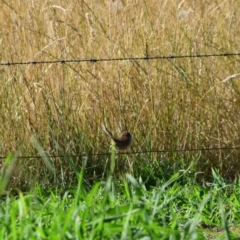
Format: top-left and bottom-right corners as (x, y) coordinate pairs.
(1, 154), (240, 239)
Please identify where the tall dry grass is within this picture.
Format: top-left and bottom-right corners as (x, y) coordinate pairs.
(1, 0), (240, 189)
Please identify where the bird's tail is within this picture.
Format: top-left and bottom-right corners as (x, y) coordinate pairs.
(101, 124), (114, 139)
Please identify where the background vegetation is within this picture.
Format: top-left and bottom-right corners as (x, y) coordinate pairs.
(1, 0), (240, 189)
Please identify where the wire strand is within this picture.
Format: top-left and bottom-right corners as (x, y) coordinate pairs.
(1, 52), (239, 66)
(0, 146), (239, 160)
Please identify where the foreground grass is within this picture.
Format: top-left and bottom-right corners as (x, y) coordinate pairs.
(1, 164), (240, 239)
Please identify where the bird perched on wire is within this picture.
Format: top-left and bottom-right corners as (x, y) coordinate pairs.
(101, 124), (133, 151)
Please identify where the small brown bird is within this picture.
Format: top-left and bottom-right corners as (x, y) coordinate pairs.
(102, 124), (133, 150)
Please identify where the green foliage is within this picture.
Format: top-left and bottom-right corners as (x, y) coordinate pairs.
(0, 157), (240, 239)
(0, 153), (17, 195)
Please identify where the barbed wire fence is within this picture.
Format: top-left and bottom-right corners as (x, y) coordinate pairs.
(1, 52), (240, 161)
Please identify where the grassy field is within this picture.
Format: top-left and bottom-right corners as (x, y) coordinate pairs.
(1, 0), (240, 238)
(1, 0), (240, 185)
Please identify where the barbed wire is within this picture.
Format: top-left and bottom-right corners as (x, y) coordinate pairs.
(1, 52), (240, 66)
(0, 146), (239, 160)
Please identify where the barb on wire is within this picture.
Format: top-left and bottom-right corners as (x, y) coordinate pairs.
(0, 52), (240, 66)
(0, 146), (239, 160)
